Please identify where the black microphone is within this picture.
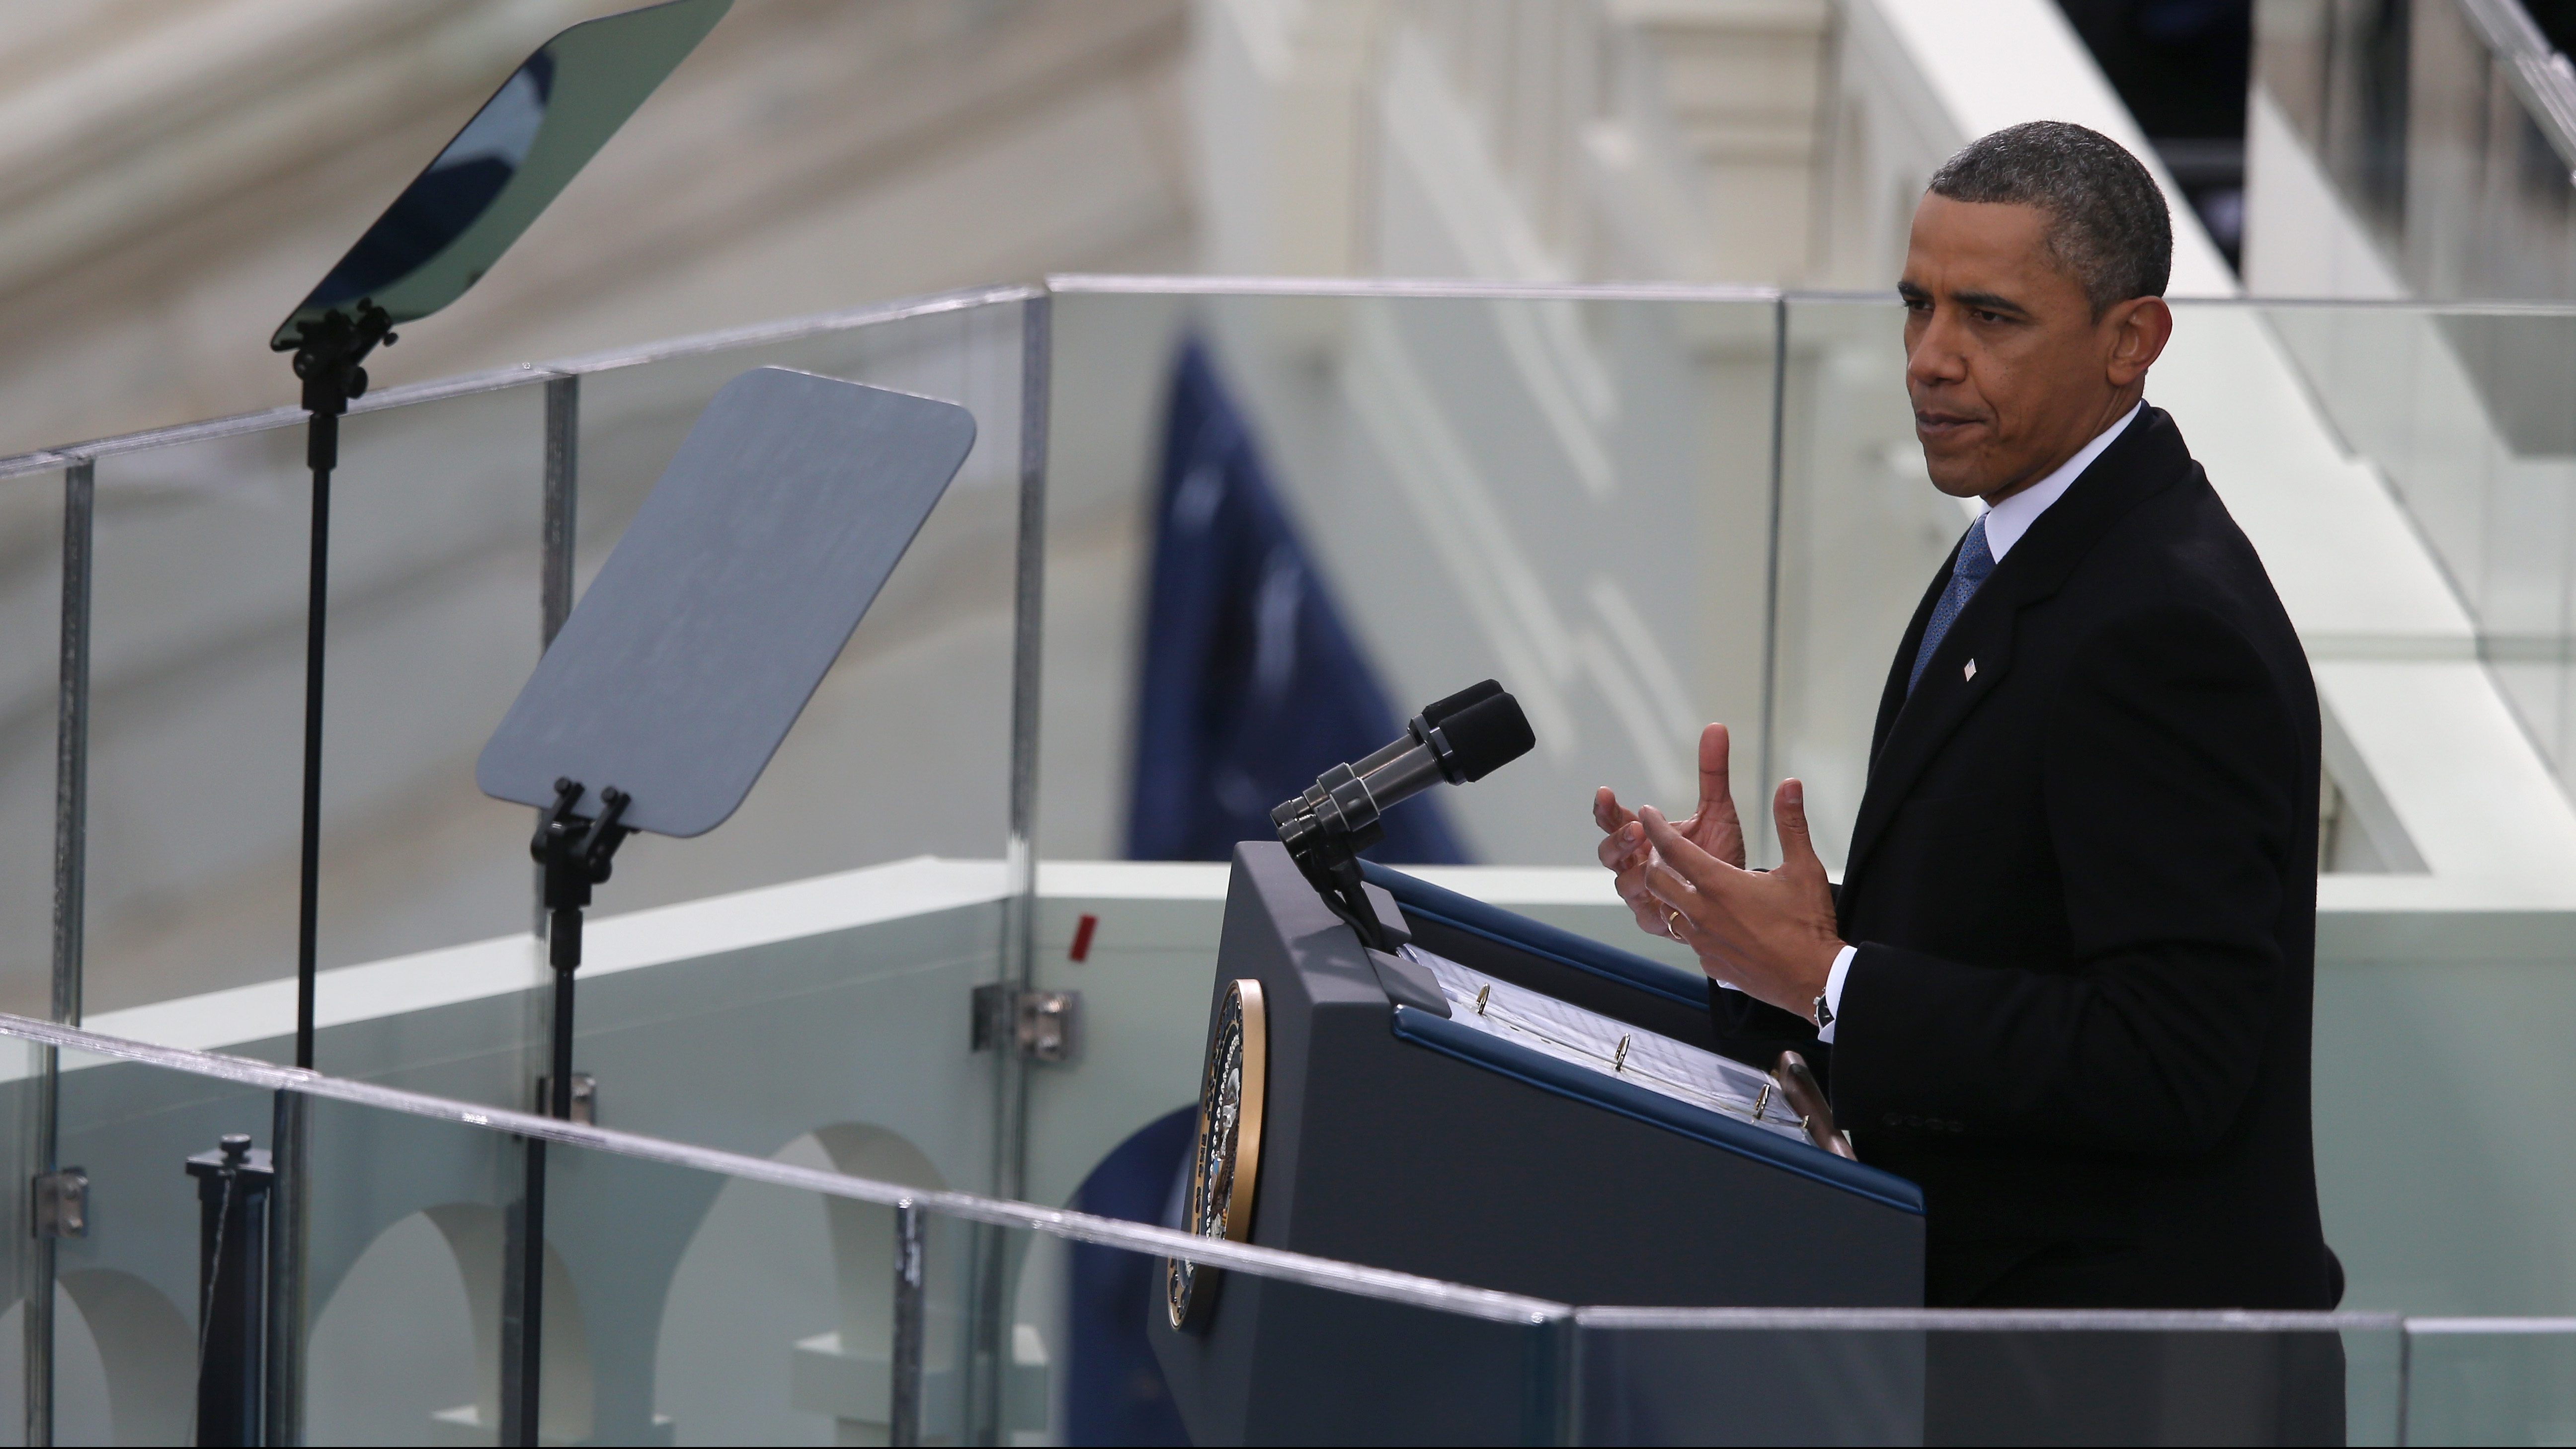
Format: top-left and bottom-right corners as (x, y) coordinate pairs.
(1271, 683), (1535, 938)
(1346, 678), (1501, 779)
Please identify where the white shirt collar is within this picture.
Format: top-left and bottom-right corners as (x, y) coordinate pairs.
(1981, 401), (2143, 563)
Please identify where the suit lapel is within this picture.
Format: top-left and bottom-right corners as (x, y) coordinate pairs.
(1840, 406), (2192, 894)
(1870, 561), (1948, 766)
(1841, 590), (2020, 889)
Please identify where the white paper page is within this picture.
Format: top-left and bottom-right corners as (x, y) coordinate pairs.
(1402, 945), (1810, 1143)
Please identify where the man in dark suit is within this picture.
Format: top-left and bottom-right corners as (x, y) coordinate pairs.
(1593, 123), (2340, 1320)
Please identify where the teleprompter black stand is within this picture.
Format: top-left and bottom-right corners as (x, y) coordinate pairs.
(507, 778), (633, 1436)
(248, 8), (727, 1442)
(278, 302), (398, 1068)
(475, 366), (975, 1443)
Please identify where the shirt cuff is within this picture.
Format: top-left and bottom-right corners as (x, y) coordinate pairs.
(1816, 944), (1856, 1044)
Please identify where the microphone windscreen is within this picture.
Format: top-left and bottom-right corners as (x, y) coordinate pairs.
(1442, 692), (1534, 782)
(1420, 678), (1502, 726)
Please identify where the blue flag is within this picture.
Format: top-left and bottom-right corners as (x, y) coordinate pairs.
(1126, 337), (1468, 865)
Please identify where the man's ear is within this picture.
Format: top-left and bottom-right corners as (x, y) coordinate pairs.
(2104, 295), (2173, 388)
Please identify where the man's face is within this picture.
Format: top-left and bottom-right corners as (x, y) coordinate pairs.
(1899, 194), (2163, 501)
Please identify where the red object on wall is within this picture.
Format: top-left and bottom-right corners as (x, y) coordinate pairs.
(1068, 913), (1099, 962)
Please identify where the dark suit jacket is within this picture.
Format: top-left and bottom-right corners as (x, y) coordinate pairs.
(1719, 405), (2340, 1309)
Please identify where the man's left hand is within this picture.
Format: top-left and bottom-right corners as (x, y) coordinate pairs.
(1638, 779), (1846, 1021)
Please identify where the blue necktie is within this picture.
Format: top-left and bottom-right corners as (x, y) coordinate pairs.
(1909, 513), (1996, 694)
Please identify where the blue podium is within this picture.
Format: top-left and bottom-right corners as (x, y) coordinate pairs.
(1148, 841), (1926, 1445)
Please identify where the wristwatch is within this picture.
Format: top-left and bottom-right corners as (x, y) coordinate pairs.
(1812, 994), (1834, 1030)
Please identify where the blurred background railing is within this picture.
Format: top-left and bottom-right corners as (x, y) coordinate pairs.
(2254, 0), (2576, 302)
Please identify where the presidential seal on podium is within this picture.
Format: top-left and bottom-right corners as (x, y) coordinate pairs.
(1168, 978), (1269, 1328)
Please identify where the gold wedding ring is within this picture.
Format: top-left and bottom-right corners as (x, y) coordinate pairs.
(1664, 906), (1687, 940)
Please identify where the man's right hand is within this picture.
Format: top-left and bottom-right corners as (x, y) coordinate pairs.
(1593, 723), (1746, 941)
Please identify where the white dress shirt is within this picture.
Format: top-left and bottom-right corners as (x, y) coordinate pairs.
(1813, 401), (2142, 1043)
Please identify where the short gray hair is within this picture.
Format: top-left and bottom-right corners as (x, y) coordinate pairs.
(1928, 121), (2172, 315)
